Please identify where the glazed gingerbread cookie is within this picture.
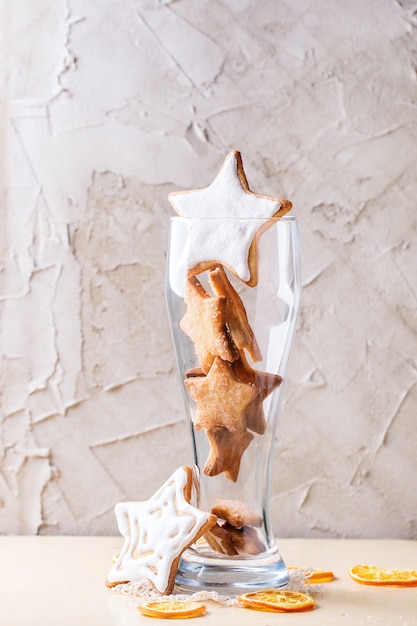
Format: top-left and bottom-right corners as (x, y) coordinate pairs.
(168, 150), (292, 286)
(106, 466), (216, 595)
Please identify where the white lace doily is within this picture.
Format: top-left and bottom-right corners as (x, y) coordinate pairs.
(109, 568), (322, 607)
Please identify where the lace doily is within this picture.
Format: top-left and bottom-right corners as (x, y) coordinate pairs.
(109, 568), (323, 607)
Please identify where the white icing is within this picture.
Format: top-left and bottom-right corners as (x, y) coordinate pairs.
(168, 152), (284, 283)
(107, 467), (211, 593)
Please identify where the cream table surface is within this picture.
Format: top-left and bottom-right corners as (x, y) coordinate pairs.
(0, 536), (416, 626)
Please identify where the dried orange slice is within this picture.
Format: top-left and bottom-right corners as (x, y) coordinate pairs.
(309, 568), (334, 583)
(349, 564), (417, 587)
(238, 589), (315, 612)
(138, 600), (206, 619)
(289, 566), (334, 583)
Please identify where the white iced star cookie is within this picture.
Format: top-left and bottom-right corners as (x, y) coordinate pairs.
(168, 151), (292, 286)
(106, 466), (216, 594)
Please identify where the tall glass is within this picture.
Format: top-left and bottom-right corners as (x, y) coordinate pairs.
(165, 216), (300, 593)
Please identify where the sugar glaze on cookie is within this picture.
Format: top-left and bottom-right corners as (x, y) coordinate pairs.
(168, 151), (291, 286)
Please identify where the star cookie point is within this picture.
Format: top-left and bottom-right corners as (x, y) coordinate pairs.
(231, 352), (283, 435)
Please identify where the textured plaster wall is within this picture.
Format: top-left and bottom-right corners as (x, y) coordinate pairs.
(1, 0), (416, 537)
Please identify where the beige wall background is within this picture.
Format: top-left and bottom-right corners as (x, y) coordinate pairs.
(1, 0), (416, 537)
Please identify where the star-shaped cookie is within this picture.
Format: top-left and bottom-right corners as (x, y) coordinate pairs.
(184, 356), (259, 433)
(168, 151), (292, 286)
(180, 275), (238, 373)
(203, 426), (254, 482)
(206, 501), (265, 555)
(106, 466), (216, 594)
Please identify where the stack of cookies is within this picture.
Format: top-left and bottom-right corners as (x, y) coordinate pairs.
(167, 151), (292, 558)
(107, 151), (292, 592)
(181, 267), (282, 482)
(168, 151), (292, 485)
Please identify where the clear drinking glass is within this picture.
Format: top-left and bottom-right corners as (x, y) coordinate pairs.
(165, 216), (301, 593)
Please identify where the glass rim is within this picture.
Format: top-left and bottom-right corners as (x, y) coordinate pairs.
(169, 215), (297, 222)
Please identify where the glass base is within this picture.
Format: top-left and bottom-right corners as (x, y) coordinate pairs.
(175, 545), (290, 594)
